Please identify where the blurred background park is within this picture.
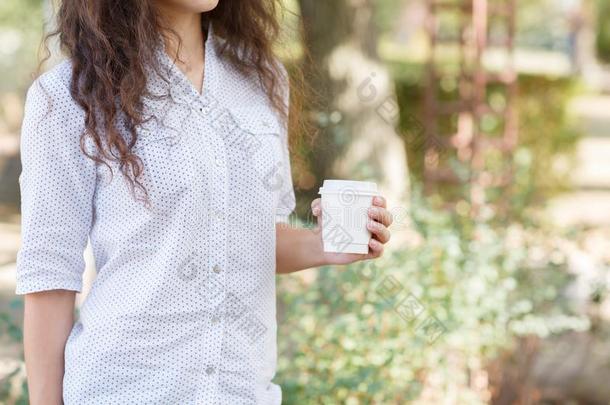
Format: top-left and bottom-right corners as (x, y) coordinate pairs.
(1, 0), (610, 403)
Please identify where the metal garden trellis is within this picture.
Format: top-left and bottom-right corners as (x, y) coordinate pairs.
(422, 0), (518, 212)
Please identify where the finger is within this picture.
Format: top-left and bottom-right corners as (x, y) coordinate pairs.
(368, 206), (393, 227)
(368, 238), (384, 258)
(311, 198), (321, 216)
(367, 220), (391, 244)
(372, 195), (387, 208)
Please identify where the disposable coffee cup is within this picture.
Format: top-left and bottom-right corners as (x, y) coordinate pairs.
(318, 179), (378, 254)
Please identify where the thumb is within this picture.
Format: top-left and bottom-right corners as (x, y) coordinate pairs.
(311, 198), (323, 230)
(311, 198), (322, 217)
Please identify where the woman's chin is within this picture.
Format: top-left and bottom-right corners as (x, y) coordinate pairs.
(156, 0), (220, 14)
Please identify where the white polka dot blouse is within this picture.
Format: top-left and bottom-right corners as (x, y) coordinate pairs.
(15, 23), (295, 405)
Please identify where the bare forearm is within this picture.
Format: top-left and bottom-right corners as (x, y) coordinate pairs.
(275, 224), (327, 274)
(24, 290), (76, 405)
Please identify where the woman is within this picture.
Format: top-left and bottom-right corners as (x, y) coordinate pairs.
(16, 0), (393, 404)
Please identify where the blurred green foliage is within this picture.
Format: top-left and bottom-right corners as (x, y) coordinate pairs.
(0, 0), (44, 93)
(512, 75), (580, 212)
(373, 0), (403, 36)
(596, 0), (610, 64)
(0, 298), (27, 404)
(277, 191), (587, 403)
(393, 66), (580, 218)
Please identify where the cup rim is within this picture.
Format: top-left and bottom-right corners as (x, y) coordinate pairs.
(318, 179), (378, 195)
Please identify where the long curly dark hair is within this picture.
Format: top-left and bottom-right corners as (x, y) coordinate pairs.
(39, 0), (306, 201)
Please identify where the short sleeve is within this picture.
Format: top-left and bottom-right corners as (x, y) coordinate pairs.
(15, 67), (96, 295)
(274, 63), (296, 223)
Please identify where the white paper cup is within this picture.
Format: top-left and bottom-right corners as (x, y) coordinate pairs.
(318, 179), (378, 254)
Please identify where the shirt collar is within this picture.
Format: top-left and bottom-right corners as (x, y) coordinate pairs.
(151, 20), (216, 101)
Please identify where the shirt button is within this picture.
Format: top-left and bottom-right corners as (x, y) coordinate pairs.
(212, 264), (222, 274)
(205, 365), (215, 375)
(211, 315), (220, 324)
(215, 157), (225, 167)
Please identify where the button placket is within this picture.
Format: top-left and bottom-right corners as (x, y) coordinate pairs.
(185, 119), (223, 405)
(208, 120), (229, 283)
(196, 360), (220, 404)
(197, 118), (229, 401)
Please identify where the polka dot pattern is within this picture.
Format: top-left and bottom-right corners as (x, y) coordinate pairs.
(15, 23), (294, 405)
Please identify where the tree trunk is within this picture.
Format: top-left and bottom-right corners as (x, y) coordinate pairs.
(297, 0), (410, 208)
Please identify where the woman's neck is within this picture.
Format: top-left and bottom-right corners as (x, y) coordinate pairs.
(157, 7), (206, 93)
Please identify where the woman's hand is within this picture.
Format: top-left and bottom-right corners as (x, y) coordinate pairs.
(311, 195), (393, 265)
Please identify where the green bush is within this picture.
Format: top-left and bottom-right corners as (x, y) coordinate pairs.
(277, 191), (588, 404)
(0, 298), (28, 405)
